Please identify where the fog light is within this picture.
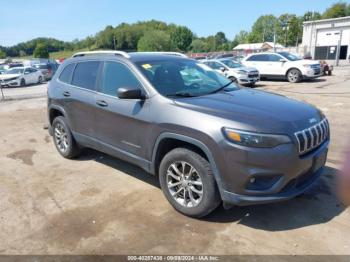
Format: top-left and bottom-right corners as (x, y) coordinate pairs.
(249, 177), (256, 183)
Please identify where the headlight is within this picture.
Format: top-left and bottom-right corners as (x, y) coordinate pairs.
(302, 64), (312, 68)
(223, 128), (291, 148)
(237, 70), (248, 75)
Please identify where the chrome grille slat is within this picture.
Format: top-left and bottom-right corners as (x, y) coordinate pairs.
(294, 119), (329, 155)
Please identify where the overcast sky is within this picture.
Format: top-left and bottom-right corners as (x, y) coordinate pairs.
(1, 0), (341, 46)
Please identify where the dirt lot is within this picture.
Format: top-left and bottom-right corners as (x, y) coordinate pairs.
(0, 68), (349, 255)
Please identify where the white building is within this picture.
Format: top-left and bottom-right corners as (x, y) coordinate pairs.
(302, 16), (350, 62)
(233, 42), (285, 54)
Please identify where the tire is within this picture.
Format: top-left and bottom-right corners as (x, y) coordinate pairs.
(38, 76), (43, 84)
(229, 76), (238, 83)
(328, 70), (332, 76)
(287, 69), (302, 83)
(159, 148), (221, 218)
(20, 78), (26, 87)
(52, 116), (81, 159)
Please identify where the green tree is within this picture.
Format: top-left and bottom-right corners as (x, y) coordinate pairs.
(0, 50), (6, 59)
(170, 26), (193, 51)
(302, 11), (322, 21)
(137, 30), (170, 51)
(232, 30), (250, 47)
(19, 50), (27, 57)
(190, 39), (207, 52)
(33, 43), (49, 58)
(248, 15), (280, 43)
(277, 14), (302, 46)
(322, 2), (348, 19)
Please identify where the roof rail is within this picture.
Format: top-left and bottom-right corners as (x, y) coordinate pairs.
(134, 52), (188, 58)
(72, 50), (130, 59)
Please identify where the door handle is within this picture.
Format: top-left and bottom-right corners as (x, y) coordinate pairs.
(96, 100), (108, 107)
(63, 91), (71, 97)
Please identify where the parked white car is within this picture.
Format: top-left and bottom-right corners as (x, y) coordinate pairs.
(0, 67), (43, 87)
(203, 59), (260, 86)
(242, 52), (322, 83)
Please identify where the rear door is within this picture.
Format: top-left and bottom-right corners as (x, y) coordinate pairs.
(60, 61), (101, 138)
(243, 54), (269, 75)
(94, 60), (151, 159)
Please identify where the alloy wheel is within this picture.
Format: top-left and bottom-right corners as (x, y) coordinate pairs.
(54, 123), (69, 153)
(166, 161), (203, 207)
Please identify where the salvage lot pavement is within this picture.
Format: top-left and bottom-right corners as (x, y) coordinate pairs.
(0, 68), (349, 255)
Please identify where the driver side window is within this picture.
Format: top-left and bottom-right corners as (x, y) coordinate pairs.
(100, 61), (143, 97)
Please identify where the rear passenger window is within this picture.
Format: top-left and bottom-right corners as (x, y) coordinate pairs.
(72, 61), (100, 90)
(100, 61), (142, 96)
(247, 55), (268, 61)
(59, 64), (75, 84)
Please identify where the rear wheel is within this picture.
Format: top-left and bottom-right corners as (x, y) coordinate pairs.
(159, 148), (221, 218)
(287, 69), (302, 83)
(20, 78), (26, 87)
(52, 116), (81, 159)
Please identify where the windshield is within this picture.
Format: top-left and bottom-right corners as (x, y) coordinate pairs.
(136, 59), (239, 97)
(278, 52), (301, 61)
(34, 64), (48, 69)
(220, 59), (243, 68)
(6, 68), (24, 74)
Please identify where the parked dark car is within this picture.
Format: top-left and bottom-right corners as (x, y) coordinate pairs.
(33, 61), (59, 81)
(47, 51), (330, 217)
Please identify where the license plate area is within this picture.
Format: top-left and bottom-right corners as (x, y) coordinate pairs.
(313, 150), (327, 172)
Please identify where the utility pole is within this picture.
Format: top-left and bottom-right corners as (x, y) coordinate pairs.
(335, 30), (342, 67)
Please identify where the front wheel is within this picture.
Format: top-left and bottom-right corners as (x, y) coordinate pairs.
(287, 69), (302, 83)
(159, 148), (221, 218)
(38, 76), (43, 84)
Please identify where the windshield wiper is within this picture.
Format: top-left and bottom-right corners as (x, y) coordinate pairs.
(166, 92), (197, 98)
(210, 80), (233, 94)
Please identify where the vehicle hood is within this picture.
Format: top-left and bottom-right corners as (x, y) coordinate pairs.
(0, 74), (21, 80)
(230, 66), (258, 73)
(173, 88), (322, 133)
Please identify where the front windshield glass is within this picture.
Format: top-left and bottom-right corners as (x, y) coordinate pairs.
(220, 59), (242, 68)
(136, 59), (239, 97)
(278, 52), (301, 61)
(6, 68), (24, 74)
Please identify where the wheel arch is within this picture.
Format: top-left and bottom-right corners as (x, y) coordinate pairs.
(151, 133), (224, 193)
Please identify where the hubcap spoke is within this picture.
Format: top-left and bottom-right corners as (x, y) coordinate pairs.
(166, 161), (203, 208)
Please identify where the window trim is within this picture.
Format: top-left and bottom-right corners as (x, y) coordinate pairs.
(57, 59), (150, 100)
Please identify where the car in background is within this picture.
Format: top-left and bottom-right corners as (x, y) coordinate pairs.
(33, 61), (59, 81)
(242, 52), (322, 83)
(203, 59), (259, 86)
(214, 53), (235, 59)
(0, 67), (43, 87)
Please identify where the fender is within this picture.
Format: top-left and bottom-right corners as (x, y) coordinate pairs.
(151, 132), (224, 196)
(47, 104), (69, 135)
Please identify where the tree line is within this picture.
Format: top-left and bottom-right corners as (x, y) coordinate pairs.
(0, 2), (349, 58)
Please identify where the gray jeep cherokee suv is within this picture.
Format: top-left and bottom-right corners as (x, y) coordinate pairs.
(47, 51), (330, 217)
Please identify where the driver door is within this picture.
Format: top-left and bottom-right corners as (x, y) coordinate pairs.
(94, 61), (151, 159)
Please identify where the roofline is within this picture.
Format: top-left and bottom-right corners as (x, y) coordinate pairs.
(303, 15), (350, 25)
(72, 50), (131, 58)
(129, 51), (188, 58)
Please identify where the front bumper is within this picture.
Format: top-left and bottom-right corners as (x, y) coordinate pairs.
(303, 68), (322, 79)
(217, 137), (329, 206)
(0, 79), (20, 87)
(238, 76), (260, 85)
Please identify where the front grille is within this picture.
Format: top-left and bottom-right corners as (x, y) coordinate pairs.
(248, 73), (259, 78)
(295, 118), (329, 155)
(310, 64), (321, 69)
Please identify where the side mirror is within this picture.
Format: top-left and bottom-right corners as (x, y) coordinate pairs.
(117, 87), (146, 100)
(279, 58), (287, 63)
(219, 67), (226, 72)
